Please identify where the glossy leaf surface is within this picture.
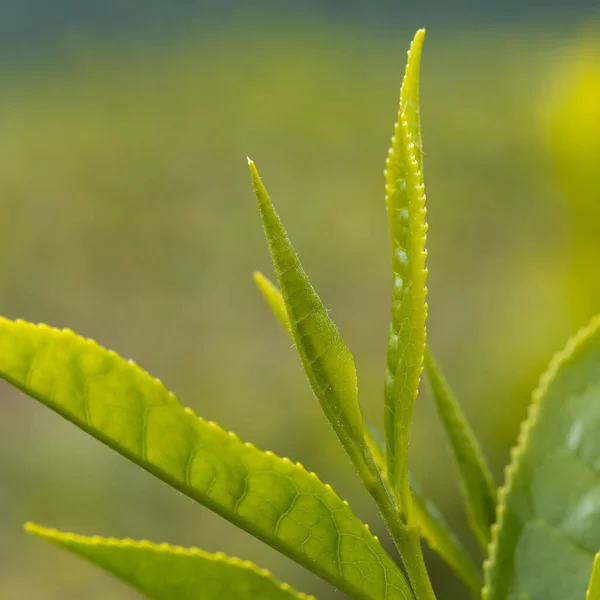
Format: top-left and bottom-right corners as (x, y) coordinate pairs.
(26, 523), (313, 600)
(383, 29), (429, 513)
(424, 348), (496, 548)
(484, 316), (600, 600)
(249, 160), (368, 470)
(0, 317), (412, 600)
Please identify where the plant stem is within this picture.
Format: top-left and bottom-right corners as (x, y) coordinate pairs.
(360, 462), (437, 600)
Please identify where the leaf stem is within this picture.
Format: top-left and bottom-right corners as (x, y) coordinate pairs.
(359, 459), (437, 600)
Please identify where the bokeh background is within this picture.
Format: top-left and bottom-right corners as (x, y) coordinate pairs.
(1, 2), (599, 598)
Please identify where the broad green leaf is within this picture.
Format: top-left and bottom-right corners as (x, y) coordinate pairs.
(424, 348), (496, 548)
(484, 315), (600, 600)
(366, 425), (482, 599)
(588, 554), (600, 600)
(383, 28), (429, 514)
(249, 160), (368, 472)
(0, 318), (413, 600)
(26, 523), (314, 600)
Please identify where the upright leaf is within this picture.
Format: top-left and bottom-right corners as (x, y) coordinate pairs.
(383, 29), (429, 514)
(484, 315), (600, 600)
(366, 425), (482, 599)
(424, 348), (496, 548)
(255, 269), (481, 598)
(26, 523), (314, 600)
(588, 554), (600, 600)
(0, 318), (412, 600)
(249, 161), (367, 471)
(253, 271), (292, 335)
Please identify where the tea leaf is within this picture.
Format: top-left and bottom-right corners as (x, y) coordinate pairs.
(0, 318), (412, 600)
(366, 426), (482, 599)
(25, 523), (314, 600)
(383, 28), (428, 515)
(254, 270), (480, 597)
(483, 315), (600, 600)
(253, 271), (292, 335)
(249, 160), (368, 472)
(424, 348), (496, 548)
(588, 554), (600, 600)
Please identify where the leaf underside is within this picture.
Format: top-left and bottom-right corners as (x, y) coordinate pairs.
(26, 523), (313, 600)
(484, 315), (600, 600)
(424, 348), (497, 549)
(383, 28), (429, 512)
(0, 317), (411, 600)
(255, 271), (482, 598)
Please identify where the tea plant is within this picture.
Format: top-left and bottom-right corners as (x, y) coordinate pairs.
(2, 29), (600, 600)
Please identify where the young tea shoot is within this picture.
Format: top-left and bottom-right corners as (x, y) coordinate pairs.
(2, 29), (599, 600)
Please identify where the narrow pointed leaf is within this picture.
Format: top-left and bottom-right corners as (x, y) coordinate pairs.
(249, 160), (368, 471)
(424, 348), (496, 548)
(26, 523), (313, 600)
(588, 554), (600, 600)
(253, 271), (292, 335)
(254, 271), (480, 596)
(484, 316), (600, 600)
(366, 425), (482, 599)
(383, 29), (429, 514)
(0, 318), (412, 600)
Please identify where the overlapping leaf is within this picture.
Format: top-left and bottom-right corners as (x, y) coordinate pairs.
(383, 29), (429, 513)
(253, 271), (292, 336)
(0, 317), (412, 600)
(424, 348), (496, 548)
(484, 315), (600, 600)
(26, 523), (313, 600)
(249, 161), (369, 473)
(254, 270), (481, 598)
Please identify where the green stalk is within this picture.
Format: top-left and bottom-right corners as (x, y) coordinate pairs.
(357, 458), (437, 600)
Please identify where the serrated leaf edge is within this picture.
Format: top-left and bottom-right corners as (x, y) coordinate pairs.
(3, 317), (399, 600)
(482, 314), (600, 599)
(383, 30), (429, 515)
(25, 522), (315, 600)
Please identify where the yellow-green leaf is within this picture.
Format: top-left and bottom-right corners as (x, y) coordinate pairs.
(588, 554), (600, 600)
(254, 270), (480, 597)
(253, 271), (292, 336)
(26, 523), (314, 600)
(484, 316), (600, 600)
(383, 28), (429, 515)
(249, 160), (367, 472)
(0, 318), (412, 600)
(424, 348), (496, 548)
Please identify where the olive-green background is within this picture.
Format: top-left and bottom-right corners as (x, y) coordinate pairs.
(1, 5), (599, 599)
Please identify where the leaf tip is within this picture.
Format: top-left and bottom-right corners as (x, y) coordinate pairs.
(23, 521), (36, 533)
(24, 521), (51, 539)
(412, 28), (426, 50)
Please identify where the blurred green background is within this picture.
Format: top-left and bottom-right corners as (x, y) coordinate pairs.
(1, 2), (599, 599)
